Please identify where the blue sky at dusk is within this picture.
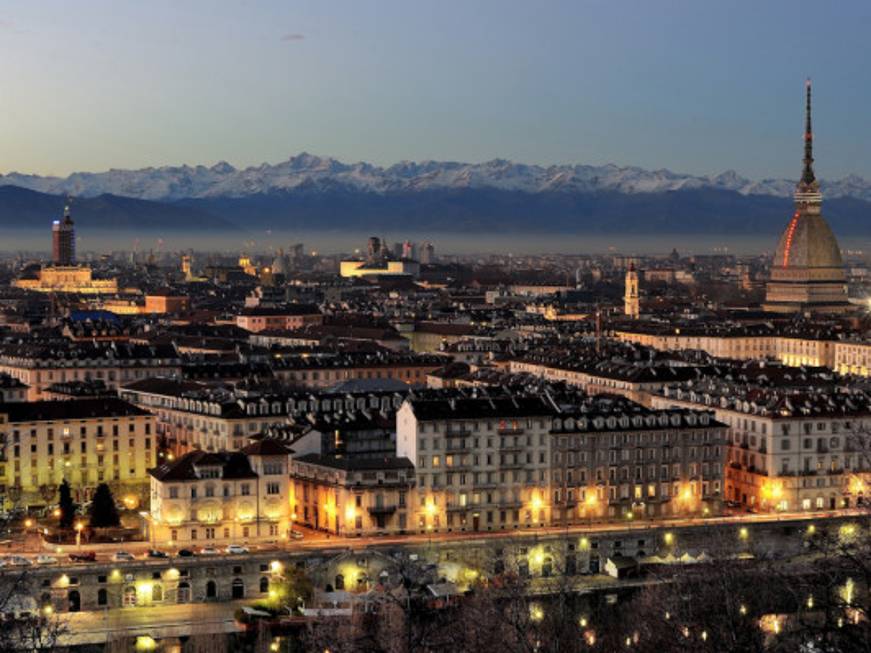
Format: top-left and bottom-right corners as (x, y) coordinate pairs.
(0, 0), (869, 179)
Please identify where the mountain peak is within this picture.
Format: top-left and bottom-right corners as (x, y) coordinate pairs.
(2, 154), (870, 203)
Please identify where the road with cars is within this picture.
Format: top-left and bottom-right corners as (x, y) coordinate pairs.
(0, 507), (867, 570)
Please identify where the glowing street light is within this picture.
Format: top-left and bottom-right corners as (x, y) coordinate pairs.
(738, 527), (749, 541)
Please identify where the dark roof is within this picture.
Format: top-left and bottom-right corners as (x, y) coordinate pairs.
(407, 395), (556, 421)
(238, 304), (321, 317)
(241, 439), (292, 456)
(121, 377), (208, 395)
(149, 450), (258, 482)
(0, 398), (151, 422)
(294, 453), (414, 472)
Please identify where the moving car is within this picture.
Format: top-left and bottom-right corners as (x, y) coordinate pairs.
(35, 555), (57, 565)
(225, 544), (249, 555)
(69, 552), (96, 562)
(111, 551), (135, 562)
(177, 549), (195, 557)
(4, 556), (32, 567)
(146, 549), (168, 559)
(198, 546), (220, 556)
(290, 530), (304, 540)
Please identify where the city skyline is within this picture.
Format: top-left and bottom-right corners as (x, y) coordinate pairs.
(0, 0), (870, 179)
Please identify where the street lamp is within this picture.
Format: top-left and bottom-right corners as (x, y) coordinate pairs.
(75, 522), (84, 550)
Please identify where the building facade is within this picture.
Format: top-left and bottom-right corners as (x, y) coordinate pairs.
(148, 440), (292, 545)
(0, 398), (156, 508)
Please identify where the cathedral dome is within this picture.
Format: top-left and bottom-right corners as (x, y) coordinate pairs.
(772, 212), (843, 269)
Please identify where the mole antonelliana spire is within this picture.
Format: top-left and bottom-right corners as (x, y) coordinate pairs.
(763, 79), (850, 315)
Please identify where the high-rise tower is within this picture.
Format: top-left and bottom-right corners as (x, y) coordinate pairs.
(51, 205), (76, 266)
(764, 80), (850, 314)
(624, 263), (640, 319)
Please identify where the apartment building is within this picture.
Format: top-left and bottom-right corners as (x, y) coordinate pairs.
(148, 439), (292, 545)
(397, 393), (556, 533)
(290, 454), (415, 536)
(0, 342), (182, 400)
(235, 305), (323, 333)
(613, 322), (839, 369)
(651, 383), (871, 512)
(0, 398), (156, 508)
(120, 378), (411, 454)
(549, 408), (726, 521)
(396, 388), (727, 533)
(270, 352), (445, 389)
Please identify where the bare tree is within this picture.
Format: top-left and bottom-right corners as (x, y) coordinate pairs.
(0, 570), (66, 651)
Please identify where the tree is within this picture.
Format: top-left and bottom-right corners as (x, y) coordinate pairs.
(89, 483), (120, 528)
(58, 479), (76, 529)
(0, 570), (66, 651)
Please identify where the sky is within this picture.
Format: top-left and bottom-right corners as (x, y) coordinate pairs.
(0, 0), (870, 179)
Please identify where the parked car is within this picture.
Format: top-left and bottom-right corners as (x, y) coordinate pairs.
(146, 549), (168, 559)
(225, 544), (249, 555)
(177, 549), (195, 557)
(35, 555), (57, 565)
(290, 530), (304, 540)
(111, 551), (135, 562)
(68, 552), (96, 562)
(198, 546), (220, 556)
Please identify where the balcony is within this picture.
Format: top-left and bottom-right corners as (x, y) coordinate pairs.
(367, 505), (397, 516)
(498, 427), (525, 436)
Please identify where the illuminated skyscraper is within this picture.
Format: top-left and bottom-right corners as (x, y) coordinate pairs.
(51, 205), (75, 266)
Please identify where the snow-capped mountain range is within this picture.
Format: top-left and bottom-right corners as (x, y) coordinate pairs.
(3, 153), (871, 202)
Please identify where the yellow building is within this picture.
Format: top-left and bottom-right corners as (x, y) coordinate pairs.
(149, 440), (292, 545)
(340, 259), (420, 278)
(14, 266), (118, 295)
(0, 398), (156, 508)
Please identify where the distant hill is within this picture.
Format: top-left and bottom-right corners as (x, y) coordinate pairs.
(0, 185), (238, 231)
(178, 187), (871, 236)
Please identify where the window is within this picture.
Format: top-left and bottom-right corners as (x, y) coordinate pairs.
(169, 487), (179, 499)
(241, 484), (250, 496)
(266, 482), (280, 495)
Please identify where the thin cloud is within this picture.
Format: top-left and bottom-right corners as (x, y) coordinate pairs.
(280, 33), (305, 42)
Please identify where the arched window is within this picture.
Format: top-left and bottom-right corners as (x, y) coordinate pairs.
(68, 590), (81, 612)
(206, 580), (217, 599)
(152, 584), (163, 602)
(177, 582), (191, 604)
(232, 578), (244, 600)
(260, 577), (269, 593)
(335, 574), (345, 590)
(97, 588), (108, 606)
